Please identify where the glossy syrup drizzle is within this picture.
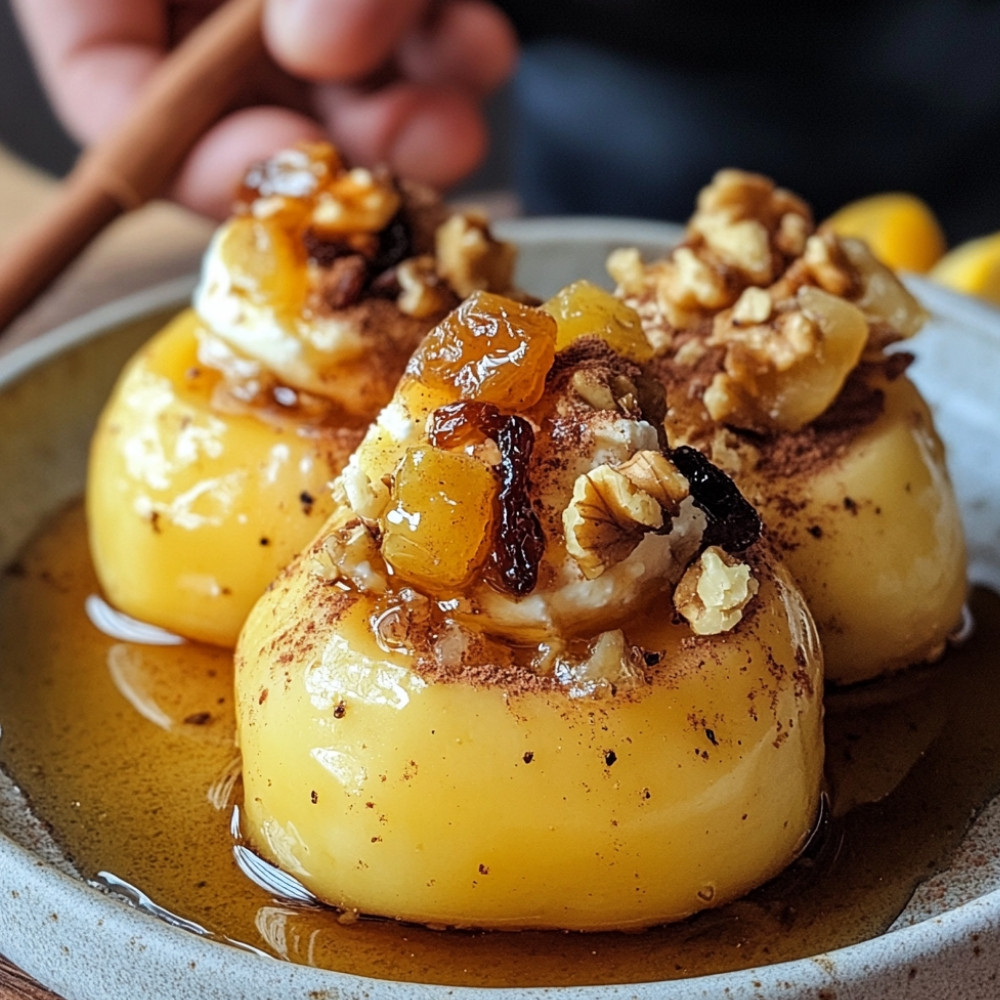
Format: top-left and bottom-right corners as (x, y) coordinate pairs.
(2, 501), (1000, 988)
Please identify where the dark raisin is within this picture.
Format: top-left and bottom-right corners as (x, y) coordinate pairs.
(321, 255), (369, 309)
(669, 445), (762, 552)
(370, 212), (413, 274)
(493, 416), (546, 595)
(302, 229), (357, 267)
(429, 400), (497, 450)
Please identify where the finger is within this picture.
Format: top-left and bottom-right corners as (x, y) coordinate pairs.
(312, 80), (487, 188)
(10, 0), (167, 142)
(396, 1), (518, 95)
(263, 0), (428, 82)
(168, 105), (327, 217)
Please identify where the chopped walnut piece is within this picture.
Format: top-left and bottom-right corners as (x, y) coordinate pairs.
(395, 256), (456, 318)
(667, 247), (733, 313)
(672, 337), (708, 366)
(435, 212), (517, 298)
(731, 286), (773, 325)
(606, 247), (647, 297)
(311, 517), (387, 594)
(570, 370), (618, 411)
(563, 465), (664, 579)
(705, 285), (869, 432)
(568, 371), (666, 429)
(611, 170), (815, 338)
(802, 232), (859, 298)
(689, 170), (812, 282)
(673, 546), (758, 635)
(609, 375), (645, 419)
(697, 216), (772, 284)
(616, 451), (690, 514)
(776, 211), (810, 257)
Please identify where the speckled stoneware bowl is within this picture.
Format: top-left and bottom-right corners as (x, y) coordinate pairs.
(2, 218), (1000, 999)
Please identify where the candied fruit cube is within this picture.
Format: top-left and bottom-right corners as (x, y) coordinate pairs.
(544, 280), (654, 361)
(406, 291), (557, 408)
(216, 216), (307, 322)
(707, 286), (868, 432)
(380, 446), (497, 592)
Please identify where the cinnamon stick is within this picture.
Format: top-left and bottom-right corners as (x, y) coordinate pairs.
(0, 0), (265, 334)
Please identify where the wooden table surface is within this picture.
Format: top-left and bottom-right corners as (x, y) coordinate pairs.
(0, 142), (212, 1000)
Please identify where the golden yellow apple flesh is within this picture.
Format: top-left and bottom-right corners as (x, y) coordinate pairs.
(236, 549), (823, 930)
(235, 289), (825, 930)
(739, 373), (967, 685)
(87, 311), (356, 646)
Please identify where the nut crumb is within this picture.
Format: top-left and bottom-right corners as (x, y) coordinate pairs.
(674, 545), (759, 635)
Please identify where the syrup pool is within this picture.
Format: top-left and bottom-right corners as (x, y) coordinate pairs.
(1, 500), (997, 988)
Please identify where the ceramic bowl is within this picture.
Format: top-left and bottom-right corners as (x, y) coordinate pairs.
(2, 218), (1000, 999)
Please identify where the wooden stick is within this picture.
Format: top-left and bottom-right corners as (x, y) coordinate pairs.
(0, 0), (265, 334)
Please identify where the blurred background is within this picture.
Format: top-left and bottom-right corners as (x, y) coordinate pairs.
(4, 0), (1000, 247)
(0, 0), (77, 176)
(0, 0), (515, 204)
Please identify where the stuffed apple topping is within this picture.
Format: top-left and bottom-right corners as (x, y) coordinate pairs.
(235, 286), (824, 931)
(87, 142), (517, 646)
(610, 170), (967, 684)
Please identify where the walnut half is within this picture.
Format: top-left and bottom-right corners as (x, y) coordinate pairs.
(563, 464), (664, 579)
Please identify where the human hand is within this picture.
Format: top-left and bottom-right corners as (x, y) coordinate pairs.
(11, 0), (518, 217)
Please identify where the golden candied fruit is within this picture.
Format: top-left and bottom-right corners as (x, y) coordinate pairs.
(544, 280), (654, 360)
(406, 291), (557, 408)
(215, 215), (308, 326)
(380, 446), (497, 592)
(708, 286), (868, 432)
(765, 286), (869, 429)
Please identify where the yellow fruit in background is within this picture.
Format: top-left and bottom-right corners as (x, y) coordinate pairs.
(826, 192), (946, 273)
(929, 231), (1000, 305)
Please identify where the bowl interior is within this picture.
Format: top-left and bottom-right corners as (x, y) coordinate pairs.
(1, 223), (1000, 1000)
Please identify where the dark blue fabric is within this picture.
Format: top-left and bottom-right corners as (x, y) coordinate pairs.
(500, 1), (1000, 241)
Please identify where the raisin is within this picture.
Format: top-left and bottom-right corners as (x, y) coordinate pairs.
(493, 416), (546, 595)
(428, 400), (495, 450)
(320, 255), (369, 309)
(302, 229), (355, 266)
(371, 212), (413, 275)
(669, 445), (762, 552)
(430, 402), (546, 595)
